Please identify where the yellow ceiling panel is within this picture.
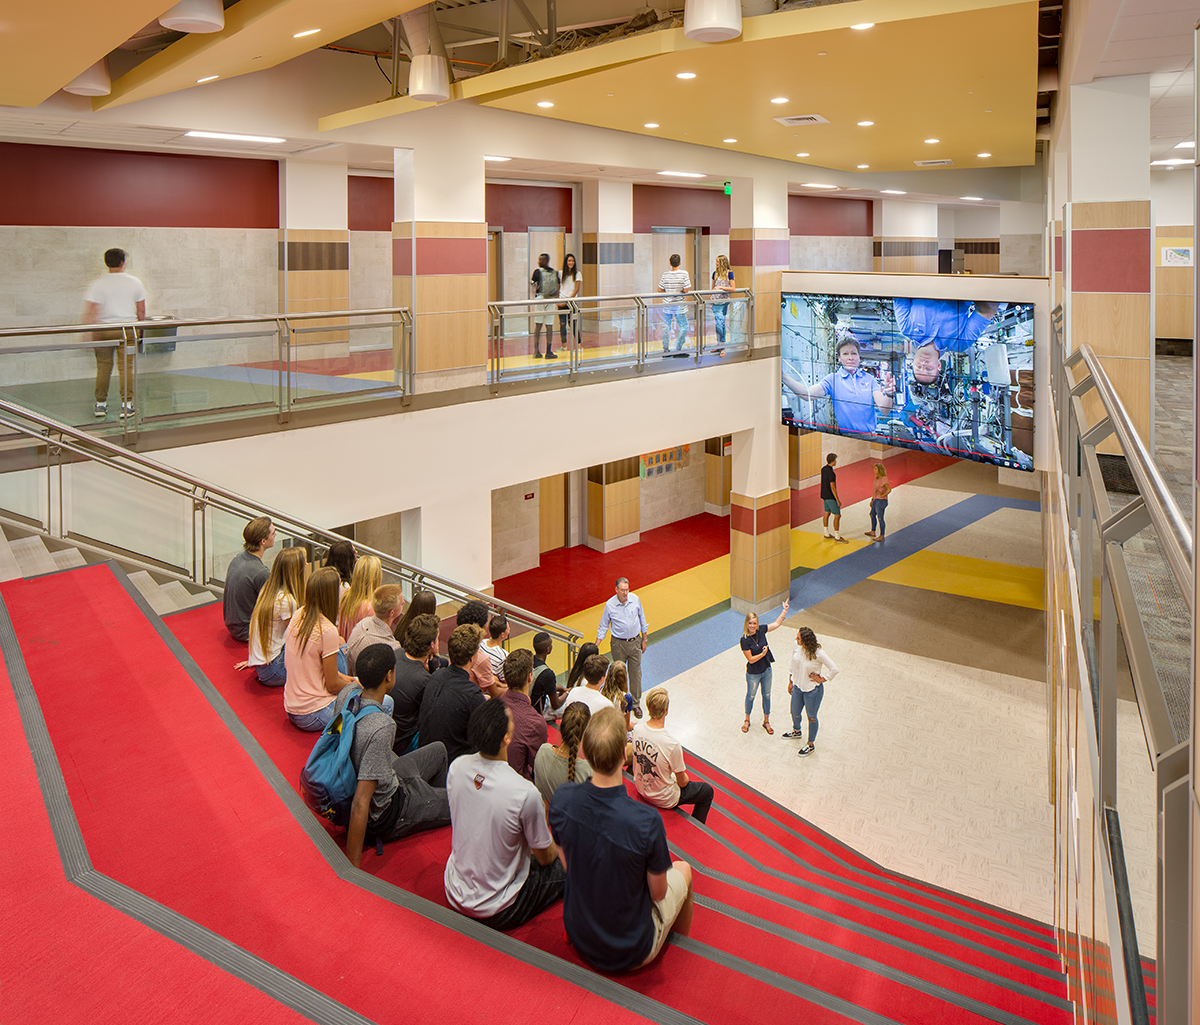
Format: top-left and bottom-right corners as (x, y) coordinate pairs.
(474, 0), (1037, 174)
(0, 2), (176, 107)
(96, 0), (432, 110)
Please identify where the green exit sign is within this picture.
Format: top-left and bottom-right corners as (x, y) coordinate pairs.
(723, 181), (731, 195)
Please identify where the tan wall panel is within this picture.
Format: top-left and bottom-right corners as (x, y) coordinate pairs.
(414, 274), (487, 313)
(1070, 292), (1151, 359)
(414, 221), (488, 238)
(286, 270), (350, 302)
(1070, 201), (1151, 230)
(755, 550), (791, 597)
(539, 474), (566, 553)
(754, 269), (782, 334)
(730, 556), (755, 601)
(1157, 224), (1192, 236)
(730, 228), (754, 241)
(393, 277), (413, 309)
(392, 223), (413, 240)
(605, 476), (640, 507)
(761, 487), (790, 507)
(730, 492), (754, 509)
(587, 480), (603, 538)
(730, 529), (755, 564)
(757, 523), (790, 559)
(721, 455), (732, 505)
(1156, 294), (1193, 339)
(413, 310), (488, 371)
(963, 254), (1000, 275)
(1156, 266), (1194, 295)
(705, 452), (724, 505)
(1078, 356), (1151, 450)
(605, 499), (639, 540)
(798, 431), (822, 479)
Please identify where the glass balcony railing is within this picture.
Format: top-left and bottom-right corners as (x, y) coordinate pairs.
(488, 289), (753, 385)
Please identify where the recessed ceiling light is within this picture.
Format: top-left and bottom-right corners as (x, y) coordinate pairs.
(771, 97), (789, 104)
(1152, 158), (1190, 165)
(483, 155), (511, 162)
(657, 170), (706, 178)
(676, 72), (696, 79)
(857, 121), (874, 127)
(984, 109), (992, 113)
(292, 29), (319, 38)
(850, 23), (875, 30)
(196, 76), (219, 84)
(924, 138), (939, 144)
(817, 51), (827, 56)
(960, 196), (983, 201)
(644, 123), (659, 128)
(977, 152), (992, 158)
(723, 138), (737, 143)
(185, 130), (285, 143)
(1164, 165), (1176, 170)
(537, 101), (554, 108)
(881, 190), (907, 195)
(1175, 140), (1195, 148)
(800, 183), (838, 189)
(796, 152), (810, 157)
(251, 56), (262, 61)
(857, 164), (869, 169)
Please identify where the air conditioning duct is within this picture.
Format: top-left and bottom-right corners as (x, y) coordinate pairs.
(159, 0), (225, 33)
(684, 0), (743, 43)
(401, 5), (452, 102)
(63, 58), (111, 97)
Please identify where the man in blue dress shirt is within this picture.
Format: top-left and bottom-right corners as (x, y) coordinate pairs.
(597, 577), (649, 717)
(893, 298), (998, 354)
(783, 336), (894, 436)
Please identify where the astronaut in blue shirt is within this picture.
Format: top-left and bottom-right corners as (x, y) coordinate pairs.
(893, 298), (999, 354)
(783, 335), (894, 435)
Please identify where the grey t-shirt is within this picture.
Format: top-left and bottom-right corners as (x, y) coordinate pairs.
(223, 550), (269, 642)
(533, 743), (593, 806)
(333, 689), (398, 825)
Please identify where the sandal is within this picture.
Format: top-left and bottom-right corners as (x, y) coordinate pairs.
(741, 720), (750, 733)
(762, 722), (774, 735)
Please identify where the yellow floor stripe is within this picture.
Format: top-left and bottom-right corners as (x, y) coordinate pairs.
(871, 551), (1045, 610)
(792, 529), (872, 567)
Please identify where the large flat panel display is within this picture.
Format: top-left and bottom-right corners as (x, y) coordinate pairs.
(781, 293), (1035, 470)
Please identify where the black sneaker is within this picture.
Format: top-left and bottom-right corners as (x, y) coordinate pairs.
(94, 401), (107, 418)
(632, 704), (643, 720)
(533, 351), (544, 359)
(798, 744), (815, 756)
(545, 349), (558, 359)
(781, 730), (803, 739)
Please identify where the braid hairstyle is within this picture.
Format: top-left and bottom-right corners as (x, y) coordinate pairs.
(558, 702), (591, 783)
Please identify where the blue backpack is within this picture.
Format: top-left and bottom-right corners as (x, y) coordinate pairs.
(300, 690), (387, 827)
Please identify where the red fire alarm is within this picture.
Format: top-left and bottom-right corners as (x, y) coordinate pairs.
(525, 492), (534, 500)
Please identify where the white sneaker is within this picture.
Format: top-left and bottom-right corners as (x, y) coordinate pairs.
(833, 535), (849, 544)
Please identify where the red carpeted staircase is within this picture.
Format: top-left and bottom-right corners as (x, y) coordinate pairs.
(2, 561), (1074, 1025)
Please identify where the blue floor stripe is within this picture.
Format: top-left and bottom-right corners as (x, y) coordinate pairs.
(173, 365), (388, 393)
(641, 494), (1040, 689)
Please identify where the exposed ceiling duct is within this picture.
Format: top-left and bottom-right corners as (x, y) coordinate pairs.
(62, 57), (112, 96)
(158, 0), (226, 34)
(400, 4), (453, 101)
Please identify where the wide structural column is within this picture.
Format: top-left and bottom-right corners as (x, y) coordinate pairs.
(1064, 75), (1153, 451)
(874, 199), (938, 272)
(393, 141), (488, 393)
(582, 180), (635, 296)
(728, 421), (790, 616)
(279, 160), (349, 347)
(729, 172), (789, 348)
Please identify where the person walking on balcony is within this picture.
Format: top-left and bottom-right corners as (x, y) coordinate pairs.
(657, 253), (692, 354)
(83, 247), (146, 419)
(530, 253), (560, 360)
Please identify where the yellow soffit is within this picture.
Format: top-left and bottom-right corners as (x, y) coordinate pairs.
(0, 2), (176, 108)
(95, 0), (432, 111)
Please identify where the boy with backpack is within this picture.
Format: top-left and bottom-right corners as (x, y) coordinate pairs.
(332, 643), (452, 867)
(530, 252), (560, 360)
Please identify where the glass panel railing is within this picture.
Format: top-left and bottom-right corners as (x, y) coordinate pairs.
(0, 434), (46, 529)
(285, 311), (408, 410)
(699, 292), (753, 356)
(575, 298), (642, 372)
(489, 299), (573, 381)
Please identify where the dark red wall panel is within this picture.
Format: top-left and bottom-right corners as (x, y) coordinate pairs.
(0, 142), (278, 228)
(1070, 229), (1151, 293)
(485, 183), (573, 232)
(788, 195), (872, 237)
(349, 175), (393, 232)
(633, 185), (730, 234)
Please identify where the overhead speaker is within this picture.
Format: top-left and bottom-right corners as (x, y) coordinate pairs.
(408, 54), (450, 102)
(159, 0), (225, 34)
(683, 0), (742, 42)
(63, 58), (111, 97)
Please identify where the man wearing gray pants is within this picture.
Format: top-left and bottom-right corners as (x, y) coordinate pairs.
(596, 576), (649, 718)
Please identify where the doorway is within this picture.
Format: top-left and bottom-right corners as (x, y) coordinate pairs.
(539, 473), (567, 554)
(650, 227), (701, 289)
(527, 228), (566, 289)
(487, 228), (502, 303)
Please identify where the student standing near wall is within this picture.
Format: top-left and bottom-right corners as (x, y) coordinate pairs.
(82, 247), (146, 419)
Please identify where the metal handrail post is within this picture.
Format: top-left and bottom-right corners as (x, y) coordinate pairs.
(634, 296), (646, 370)
(567, 300), (579, 380)
(694, 295), (705, 363)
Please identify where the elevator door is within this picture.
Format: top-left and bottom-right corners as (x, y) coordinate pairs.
(650, 227), (699, 290)
(539, 473), (567, 554)
(527, 229), (565, 292)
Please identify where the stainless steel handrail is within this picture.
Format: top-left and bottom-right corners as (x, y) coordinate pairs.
(0, 397), (582, 651)
(487, 288), (751, 308)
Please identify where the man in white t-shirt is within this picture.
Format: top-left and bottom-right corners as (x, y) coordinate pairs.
(562, 653), (613, 717)
(656, 253), (692, 354)
(630, 687), (715, 823)
(444, 698), (565, 930)
(82, 247), (147, 419)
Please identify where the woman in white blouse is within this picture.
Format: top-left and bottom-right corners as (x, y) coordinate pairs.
(785, 626), (838, 756)
(557, 253), (581, 352)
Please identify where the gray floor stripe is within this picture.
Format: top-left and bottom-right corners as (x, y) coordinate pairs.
(101, 563), (703, 1025)
(685, 752), (1054, 947)
(0, 588), (376, 1025)
(667, 933), (905, 1025)
(695, 893), (1045, 1025)
(670, 838), (1072, 1014)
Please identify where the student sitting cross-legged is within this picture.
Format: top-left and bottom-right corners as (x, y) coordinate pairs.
(343, 643), (451, 869)
(444, 698), (566, 930)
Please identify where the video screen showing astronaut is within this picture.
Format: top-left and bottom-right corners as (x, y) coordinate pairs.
(780, 293), (1035, 471)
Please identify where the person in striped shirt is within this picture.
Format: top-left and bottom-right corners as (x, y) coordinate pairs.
(657, 254), (692, 353)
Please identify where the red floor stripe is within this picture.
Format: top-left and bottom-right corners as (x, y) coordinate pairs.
(792, 451), (959, 527)
(493, 512), (730, 623)
(5, 567), (654, 1025)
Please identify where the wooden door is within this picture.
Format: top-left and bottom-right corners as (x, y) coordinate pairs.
(539, 474), (566, 553)
(527, 229), (565, 291)
(650, 228), (698, 290)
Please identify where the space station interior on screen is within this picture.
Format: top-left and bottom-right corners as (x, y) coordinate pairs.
(780, 294), (1035, 471)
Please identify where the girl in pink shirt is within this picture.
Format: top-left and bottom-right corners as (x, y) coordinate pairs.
(284, 566), (356, 732)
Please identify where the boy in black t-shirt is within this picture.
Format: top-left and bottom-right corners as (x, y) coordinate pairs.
(820, 453), (848, 543)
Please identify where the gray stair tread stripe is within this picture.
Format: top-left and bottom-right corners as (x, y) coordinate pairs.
(51, 549), (88, 570)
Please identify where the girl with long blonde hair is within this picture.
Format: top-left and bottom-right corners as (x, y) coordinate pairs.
(283, 566), (356, 732)
(338, 555), (382, 640)
(241, 546), (308, 686)
(711, 253), (735, 356)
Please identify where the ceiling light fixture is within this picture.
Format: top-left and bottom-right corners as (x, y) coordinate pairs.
(1152, 158), (1190, 165)
(857, 164), (869, 169)
(977, 152), (991, 158)
(63, 58), (111, 96)
(293, 29), (320, 38)
(409, 54), (450, 102)
(159, 0), (224, 33)
(817, 51), (827, 56)
(658, 171), (706, 178)
(800, 183), (837, 189)
(723, 138), (737, 143)
(537, 101), (554, 108)
(960, 196), (983, 201)
(644, 123), (660, 128)
(185, 130), (285, 143)
(771, 97), (789, 104)
(483, 155), (511, 162)
(796, 152), (810, 157)
(676, 72), (696, 79)
(850, 23), (875, 29)
(1175, 141), (1195, 149)
(857, 121), (874, 127)
(924, 138), (939, 144)
(196, 76), (219, 84)
(683, 0), (742, 42)
(880, 190), (907, 195)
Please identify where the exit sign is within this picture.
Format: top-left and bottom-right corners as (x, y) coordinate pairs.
(723, 181), (731, 195)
